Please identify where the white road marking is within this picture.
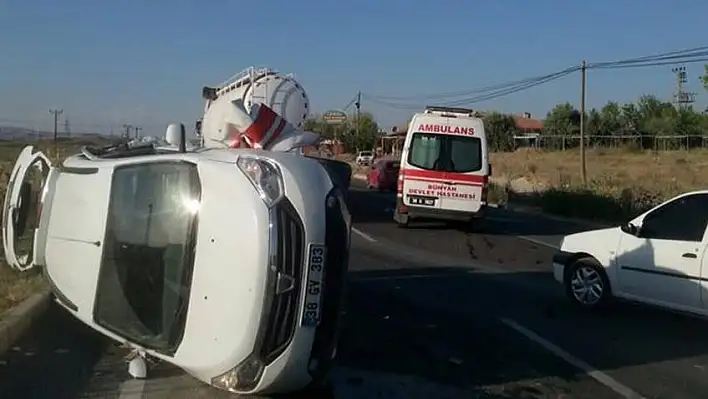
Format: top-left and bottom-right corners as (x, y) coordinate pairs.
(118, 379), (146, 399)
(516, 235), (560, 249)
(352, 227), (377, 242)
(500, 318), (646, 399)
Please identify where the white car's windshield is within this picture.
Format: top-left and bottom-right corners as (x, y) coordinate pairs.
(408, 132), (482, 173)
(93, 162), (201, 354)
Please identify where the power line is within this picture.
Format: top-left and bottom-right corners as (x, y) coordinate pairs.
(443, 68), (577, 106)
(588, 46), (708, 69)
(590, 56), (708, 70)
(362, 67), (578, 109)
(342, 94), (358, 111)
(363, 45), (708, 108)
(367, 66), (580, 101)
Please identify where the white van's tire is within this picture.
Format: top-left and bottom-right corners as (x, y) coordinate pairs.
(394, 210), (409, 228)
(564, 257), (611, 310)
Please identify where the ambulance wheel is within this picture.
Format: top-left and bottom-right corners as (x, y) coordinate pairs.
(394, 211), (409, 228)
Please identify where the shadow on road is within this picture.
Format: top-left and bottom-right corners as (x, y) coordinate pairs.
(0, 302), (109, 399)
(347, 180), (600, 238)
(340, 250), (708, 397)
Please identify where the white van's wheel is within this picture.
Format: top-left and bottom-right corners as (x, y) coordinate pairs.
(394, 209), (409, 228)
(564, 257), (611, 310)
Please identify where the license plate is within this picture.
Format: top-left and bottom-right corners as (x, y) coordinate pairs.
(408, 196), (436, 206)
(301, 244), (326, 327)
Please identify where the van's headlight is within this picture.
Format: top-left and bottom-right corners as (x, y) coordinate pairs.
(211, 354), (265, 392)
(237, 156), (284, 207)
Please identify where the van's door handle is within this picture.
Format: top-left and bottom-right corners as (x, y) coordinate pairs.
(443, 181), (456, 185)
(682, 252), (697, 259)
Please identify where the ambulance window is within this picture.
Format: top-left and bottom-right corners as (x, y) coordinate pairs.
(448, 135), (482, 173)
(408, 133), (482, 173)
(408, 133), (442, 170)
(94, 161), (201, 355)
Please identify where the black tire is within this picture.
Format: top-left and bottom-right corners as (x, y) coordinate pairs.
(564, 257), (611, 310)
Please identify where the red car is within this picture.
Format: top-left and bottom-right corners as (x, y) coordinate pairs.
(367, 159), (400, 191)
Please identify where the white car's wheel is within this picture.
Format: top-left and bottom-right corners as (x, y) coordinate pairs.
(564, 257), (611, 309)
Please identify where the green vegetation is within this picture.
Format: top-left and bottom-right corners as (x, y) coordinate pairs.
(488, 65), (708, 223)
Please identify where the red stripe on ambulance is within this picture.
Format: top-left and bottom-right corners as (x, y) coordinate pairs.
(402, 169), (487, 185)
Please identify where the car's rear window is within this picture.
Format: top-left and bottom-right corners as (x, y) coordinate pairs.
(359, 151), (372, 156)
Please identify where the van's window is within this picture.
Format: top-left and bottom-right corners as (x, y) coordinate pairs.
(359, 151), (372, 156)
(408, 133), (483, 173)
(94, 161), (201, 355)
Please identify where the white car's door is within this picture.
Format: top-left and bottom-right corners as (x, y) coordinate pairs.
(2, 146), (54, 271)
(615, 193), (708, 310)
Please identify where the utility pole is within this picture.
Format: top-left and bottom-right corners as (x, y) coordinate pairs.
(355, 91), (361, 147)
(50, 108), (63, 142)
(579, 60), (587, 186)
(134, 126), (142, 139)
(122, 124), (133, 139)
(64, 117), (71, 138)
(672, 66), (696, 109)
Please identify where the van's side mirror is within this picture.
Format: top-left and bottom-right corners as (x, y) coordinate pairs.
(621, 222), (638, 236)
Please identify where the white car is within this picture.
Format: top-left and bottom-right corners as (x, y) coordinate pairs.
(553, 190), (708, 316)
(2, 141), (351, 395)
(355, 151), (373, 166)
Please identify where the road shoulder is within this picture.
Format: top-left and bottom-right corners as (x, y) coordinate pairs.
(0, 290), (50, 356)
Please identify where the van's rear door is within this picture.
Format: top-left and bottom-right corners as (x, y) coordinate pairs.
(437, 171), (486, 213)
(401, 168), (443, 210)
(403, 131), (486, 212)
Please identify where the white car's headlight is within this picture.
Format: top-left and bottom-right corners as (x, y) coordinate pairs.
(237, 156), (284, 207)
(211, 353), (264, 392)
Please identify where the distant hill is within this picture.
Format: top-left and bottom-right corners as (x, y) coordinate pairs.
(0, 125), (111, 141)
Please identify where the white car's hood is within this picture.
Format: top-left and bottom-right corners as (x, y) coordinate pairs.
(561, 227), (621, 254)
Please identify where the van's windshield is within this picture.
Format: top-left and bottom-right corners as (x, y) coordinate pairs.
(408, 132), (483, 173)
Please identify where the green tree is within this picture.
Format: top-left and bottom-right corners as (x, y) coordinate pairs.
(540, 93), (708, 150)
(700, 65), (708, 92)
(483, 112), (516, 151)
(543, 102), (579, 136)
(342, 112), (378, 152)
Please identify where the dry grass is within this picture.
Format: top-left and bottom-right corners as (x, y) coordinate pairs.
(0, 137), (115, 315)
(490, 148), (708, 222)
(491, 148), (708, 197)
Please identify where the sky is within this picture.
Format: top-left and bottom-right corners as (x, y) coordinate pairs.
(0, 0), (707, 135)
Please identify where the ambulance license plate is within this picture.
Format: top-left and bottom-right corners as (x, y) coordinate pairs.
(302, 244), (326, 327)
(408, 196), (436, 206)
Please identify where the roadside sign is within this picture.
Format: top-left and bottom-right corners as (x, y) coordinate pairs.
(322, 110), (347, 125)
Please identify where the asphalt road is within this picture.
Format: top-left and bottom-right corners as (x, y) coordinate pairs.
(3, 182), (708, 397)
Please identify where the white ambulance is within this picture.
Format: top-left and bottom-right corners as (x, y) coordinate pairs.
(393, 106), (491, 228)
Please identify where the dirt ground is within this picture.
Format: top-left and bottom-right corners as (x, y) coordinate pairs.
(489, 147), (708, 199)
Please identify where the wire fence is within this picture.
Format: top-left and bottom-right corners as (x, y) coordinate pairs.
(514, 134), (708, 151)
